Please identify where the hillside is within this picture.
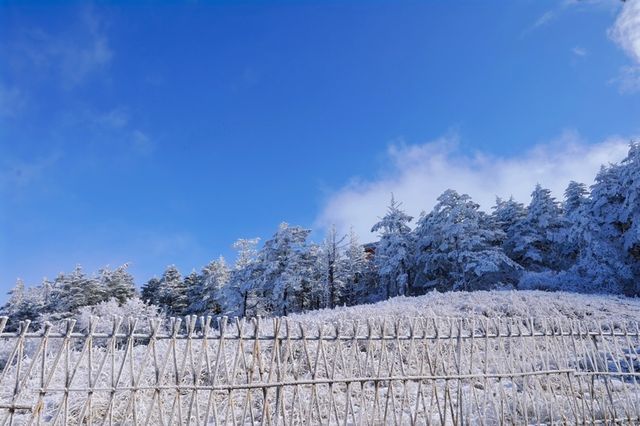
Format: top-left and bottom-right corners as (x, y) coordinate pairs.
(287, 289), (640, 323)
(1, 289), (639, 425)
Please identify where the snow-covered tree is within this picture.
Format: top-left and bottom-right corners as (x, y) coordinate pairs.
(99, 264), (136, 305)
(230, 238), (260, 317)
(564, 181), (589, 219)
(49, 266), (109, 316)
(141, 277), (161, 306)
(561, 181), (590, 263)
(184, 270), (202, 314)
(339, 228), (367, 306)
(561, 162), (632, 294)
(511, 185), (567, 272)
(0, 279), (49, 330)
(491, 196), (526, 262)
(186, 257), (230, 315)
(157, 265), (188, 316)
(371, 195), (414, 298)
(3, 279), (25, 314)
(414, 190), (521, 291)
(295, 243), (325, 312)
(320, 225), (346, 309)
(618, 142), (640, 293)
(257, 223), (319, 316)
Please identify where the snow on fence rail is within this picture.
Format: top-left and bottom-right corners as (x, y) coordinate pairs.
(0, 315), (639, 425)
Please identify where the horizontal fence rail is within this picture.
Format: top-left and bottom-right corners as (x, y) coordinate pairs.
(0, 315), (639, 425)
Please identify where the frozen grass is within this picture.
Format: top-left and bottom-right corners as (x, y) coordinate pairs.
(287, 289), (640, 324)
(0, 290), (639, 425)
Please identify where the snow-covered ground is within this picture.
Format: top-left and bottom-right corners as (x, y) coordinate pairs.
(287, 289), (640, 323)
(1, 290), (639, 425)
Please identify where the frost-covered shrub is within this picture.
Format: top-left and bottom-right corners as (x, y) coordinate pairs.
(518, 270), (562, 291)
(75, 297), (165, 335)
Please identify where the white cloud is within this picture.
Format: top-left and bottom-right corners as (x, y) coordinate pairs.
(131, 130), (154, 156)
(532, 10), (557, 30)
(609, 64), (640, 92)
(9, 8), (113, 89)
(524, 0), (612, 35)
(95, 107), (130, 129)
(315, 131), (632, 242)
(609, 0), (640, 63)
(572, 46), (588, 57)
(608, 0), (640, 92)
(85, 108), (154, 157)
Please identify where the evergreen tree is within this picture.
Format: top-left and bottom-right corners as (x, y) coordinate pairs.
(561, 155), (634, 294)
(511, 185), (567, 272)
(564, 181), (589, 219)
(187, 257), (230, 315)
(49, 266), (108, 315)
(491, 196), (526, 262)
(619, 142), (640, 293)
(5, 279), (25, 311)
(257, 223), (318, 316)
(371, 195), (414, 298)
(141, 277), (161, 306)
(0, 279), (46, 330)
(301, 243), (325, 311)
(230, 238), (260, 317)
(415, 190), (521, 291)
(184, 270), (202, 314)
(99, 264), (136, 305)
(41, 278), (53, 309)
(158, 265), (188, 316)
(339, 228), (367, 306)
(321, 225), (346, 309)
(562, 181), (589, 263)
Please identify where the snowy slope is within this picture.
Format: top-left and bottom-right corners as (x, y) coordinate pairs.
(287, 289), (640, 323)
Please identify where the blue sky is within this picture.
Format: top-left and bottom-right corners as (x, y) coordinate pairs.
(1, 0), (639, 296)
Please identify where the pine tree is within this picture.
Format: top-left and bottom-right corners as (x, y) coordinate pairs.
(49, 266), (108, 316)
(230, 238), (260, 317)
(339, 228), (367, 306)
(187, 257), (230, 315)
(158, 265), (188, 316)
(619, 142), (640, 293)
(564, 181), (588, 219)
(0, 280), (25, 329)
(511, 185), (567, 272)
(415, 190), (521, 291)
(321, 225), (346, 309)
(371, 195), (414, 298)
(257, 223), (317, 316)
(491, 196), (526, 262)
(6, 279), (25, 311)
(560, 164), (631, 294)
(141, 277), (161, 306)
(0, 279), (46, 330)
(100, 264), (136, 305)
(184, 270), (202, 314)
(562, 181), (589, 263)
(300, 243), (325, 311)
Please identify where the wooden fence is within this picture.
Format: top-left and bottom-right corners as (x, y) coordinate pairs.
(0, 315), (639, 425)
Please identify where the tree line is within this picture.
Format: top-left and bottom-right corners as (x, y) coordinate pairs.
(3, 142), (640, 328)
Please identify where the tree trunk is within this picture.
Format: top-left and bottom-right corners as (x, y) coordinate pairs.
(242, 291), (248, 317)
(283, 287), (288, 316)
(329, 261), (335, 309)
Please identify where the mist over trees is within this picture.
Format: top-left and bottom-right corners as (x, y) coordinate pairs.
(3, 142), (640, 329)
